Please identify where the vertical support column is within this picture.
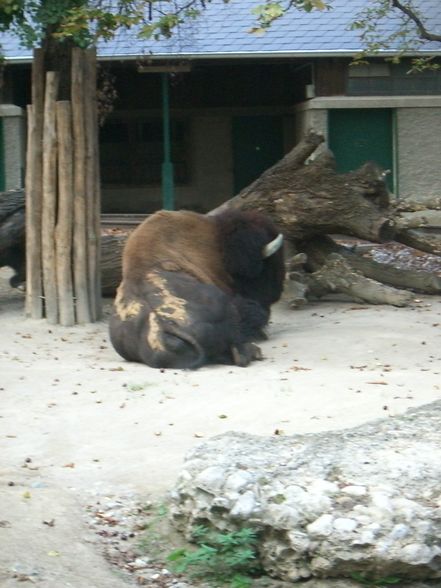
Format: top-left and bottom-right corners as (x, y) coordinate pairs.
(0, 120), (5, 191)
(25, 48), (45, 319)
(72, 47), (91, 323)
(41, 71), (59, 324)
(161, 72), (174, 211)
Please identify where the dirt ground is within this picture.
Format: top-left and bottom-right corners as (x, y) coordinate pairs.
(1, 266), (441, 587)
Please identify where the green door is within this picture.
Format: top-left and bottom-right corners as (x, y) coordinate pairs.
(328, 109), (394, 191)
(0, 120), (5, 191)
(233, 116), (284, 193)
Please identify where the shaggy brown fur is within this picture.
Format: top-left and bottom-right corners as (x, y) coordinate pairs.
(123, 210), (232, 291)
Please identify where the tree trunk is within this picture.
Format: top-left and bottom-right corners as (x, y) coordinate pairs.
(212, 129), (440, 307)
(304, 253), (414, 307)
(84, 49), (101, 320)
(211, 131), (394, 243)
(72, 47), (91, 323)
(55, 101), (75, 326)
(301, 236), (441, 294)
(41, 71), (59, 324)
(23, 45), (101, 324)
(25, 48), (45, 318)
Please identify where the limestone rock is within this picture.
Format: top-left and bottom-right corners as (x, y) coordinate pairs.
(169, 402), (441, 582)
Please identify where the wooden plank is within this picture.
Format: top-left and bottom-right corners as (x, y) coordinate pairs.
(25, 48), (45, 318)
(72, 47), (91, 323)
(41, 71), (59, 324)
(55, 101), (76, 326)
(315, 59), (347, 97)
(84, 48), (101, 321)
(25, 105), (43, 318)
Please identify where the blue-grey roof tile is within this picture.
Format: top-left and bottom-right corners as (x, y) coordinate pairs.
(1, 0), (440, 61)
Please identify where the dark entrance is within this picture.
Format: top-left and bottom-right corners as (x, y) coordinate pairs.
(232, 115), (284, 193)
(328, 108), (394, 191)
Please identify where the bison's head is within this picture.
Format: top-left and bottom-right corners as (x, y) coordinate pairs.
(214, 209), (285, 308)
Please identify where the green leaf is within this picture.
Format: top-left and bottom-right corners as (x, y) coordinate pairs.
(167, 548), (187, 562)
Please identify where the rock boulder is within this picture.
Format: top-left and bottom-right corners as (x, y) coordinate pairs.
(169, 402), (441, 582)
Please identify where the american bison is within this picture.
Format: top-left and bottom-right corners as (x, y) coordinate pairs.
(0, 190), (26, 288)
(109, 209), (285, 369)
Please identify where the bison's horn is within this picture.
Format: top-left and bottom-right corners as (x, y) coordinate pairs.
(262, 233), (283, 258)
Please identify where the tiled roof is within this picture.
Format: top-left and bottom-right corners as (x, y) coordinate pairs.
(1, 0), (440, 62)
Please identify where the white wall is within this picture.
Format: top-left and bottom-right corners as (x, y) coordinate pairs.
(397, 107), (441, 199)
(0, 104), (24, 190)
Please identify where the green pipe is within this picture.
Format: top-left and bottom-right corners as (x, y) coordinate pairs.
(392, 108), (399, 198)
(161, 72), (175, 210)
(0, 120), (5, 191)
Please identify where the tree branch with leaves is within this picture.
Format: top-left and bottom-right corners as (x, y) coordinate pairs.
(351, 0), (440, 70)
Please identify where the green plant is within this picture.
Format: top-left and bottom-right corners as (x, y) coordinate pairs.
(167, 525), (262, 588)
(351, 571), (403, 586)
(136, 502), (170, 554)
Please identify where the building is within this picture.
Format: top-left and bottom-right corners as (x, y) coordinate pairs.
(1, 0), (440, 212)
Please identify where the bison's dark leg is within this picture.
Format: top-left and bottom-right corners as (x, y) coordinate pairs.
(0, 205), (26, 288)
(233, 295), (270, 341)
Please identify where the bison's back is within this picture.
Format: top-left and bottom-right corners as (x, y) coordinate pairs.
(122, 210), (230, 290)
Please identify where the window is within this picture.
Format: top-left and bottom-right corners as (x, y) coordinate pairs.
(100, 117), (190, 186)
(347, 61), (441, 96)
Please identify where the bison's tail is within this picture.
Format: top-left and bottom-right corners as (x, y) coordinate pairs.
(143, 322), (207, 370)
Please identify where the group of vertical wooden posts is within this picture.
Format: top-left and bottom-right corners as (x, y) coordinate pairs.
(25, 47), (101, 326)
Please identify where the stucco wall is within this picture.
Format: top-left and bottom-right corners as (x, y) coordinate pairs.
(296, 107), (327, 142)
(396, 107), (441, 199)
(191, 115), (233, 211)
(0, 105), (24, 190)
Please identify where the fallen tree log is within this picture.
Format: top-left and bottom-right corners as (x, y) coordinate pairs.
(396, 228), (441, 256)
(395, 210), (441, 230)
(301, 236), (441, 295)
(212, 129), (441, 307)
(212, 132), (394, 243)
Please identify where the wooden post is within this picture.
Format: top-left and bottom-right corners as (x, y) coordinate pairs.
(84, 48), (101, 320)
(25, 49), (45, 318)
(41, 71), (59, 324)
(72, 47), (91, 323)
(55, 101), (75, 326)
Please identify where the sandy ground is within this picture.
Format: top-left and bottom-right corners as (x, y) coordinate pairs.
(1, 265), (441, 587)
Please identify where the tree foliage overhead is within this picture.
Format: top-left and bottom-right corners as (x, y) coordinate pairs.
(350, 0), (441, 70)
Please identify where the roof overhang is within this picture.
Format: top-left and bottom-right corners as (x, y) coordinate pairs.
(5, 49), (441, 65)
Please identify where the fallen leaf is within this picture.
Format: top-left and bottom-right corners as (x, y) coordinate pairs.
(22, 491), (31, 499)
(47, 551), (60, 557)
(62, 463), (75, 468)
(43, 519), (55, 527)
(218, 414), (228, 419)
(367, 381), (388, 385)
